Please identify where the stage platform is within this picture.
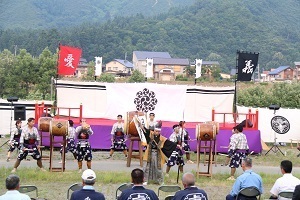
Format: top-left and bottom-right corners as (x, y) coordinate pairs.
(39, 118), (262, 154)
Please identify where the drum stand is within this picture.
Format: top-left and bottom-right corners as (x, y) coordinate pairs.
(196, 139), (215, 178)
(126, 136), (143, 167)
(49, 135), (66, 172)
(39, 130), (50, 160)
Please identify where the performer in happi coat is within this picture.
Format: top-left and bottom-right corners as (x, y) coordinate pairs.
(165, 124), (185, 177)
(179, 121), (194, 164)
(7, 120), (22, 162)
(143, 121), (177, 185)
(75, 119), (93, 173)
(11, 118), (46, 172)
(59, 120), (77, 162)
(106, 115), (128, 159)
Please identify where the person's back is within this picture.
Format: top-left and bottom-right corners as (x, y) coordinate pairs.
(173, 172), (208, 200)
(118, 168), (158, 200)
(0, 174), (30, 200)
(70, 169), (105, 200)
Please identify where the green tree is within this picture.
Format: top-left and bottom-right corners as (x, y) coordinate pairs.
(128, 70), (145, 83)
(97, 73), (115, 83)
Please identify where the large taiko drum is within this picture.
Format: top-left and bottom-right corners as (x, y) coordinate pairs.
(196, 123), (217, 141)
(49, 119), (69, 136)
(38, 117), (52, 132)
(205, 121), (220, 134)
(125, 111), (145, 136)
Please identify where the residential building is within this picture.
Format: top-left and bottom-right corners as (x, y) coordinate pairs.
(105, 59), (133, 76)
(294, 62), (300, 80)
(268, 66), (293, 81)
(75, 58), (88, 78)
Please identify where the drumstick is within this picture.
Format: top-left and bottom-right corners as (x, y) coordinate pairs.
(220, 146), (229, 148)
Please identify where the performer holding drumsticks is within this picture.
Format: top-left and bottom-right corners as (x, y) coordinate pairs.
(75, 119), (93, 173)
(6, 120), (22, 162)
(11, 118), (46, 172)
(106, 114), (128, 159)
(165, 124), (185, 177)
(179, 121), (194, 164)
(59, 120), (77, 163)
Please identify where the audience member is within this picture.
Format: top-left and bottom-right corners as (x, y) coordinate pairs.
(292, 184), (300, 200)
(70, 169), (105, 200)
(0, 174), (30, 200)
(269, 160), (300, 199)
(226, 158), (263, 200)
(173, 172), (208, 200)
(118, 168), (158, 200)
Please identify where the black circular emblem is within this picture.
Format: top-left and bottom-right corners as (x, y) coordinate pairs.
(271, 116), (290, 134)
(56, 122), (63, 129)
(134, 88), (158, 112)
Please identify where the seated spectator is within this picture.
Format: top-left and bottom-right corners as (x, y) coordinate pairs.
(292, 184), (300, 200)
(118, 168), (158, 200)
(269, 160), (300, 199)
(70, 169), (105, 200)
(173, 172), (208, 200)
(0, 174), (30, 200)
(226, 158), (263, 200)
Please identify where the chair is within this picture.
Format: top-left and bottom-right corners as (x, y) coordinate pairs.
(165, 195), (174, 200)
(236, 186), (261, 200)
(157, 185), (181, 198)
(115, 183), (133, 200)
(18, 185), (38, 198)
(278, 191), (294, 199)
(67, 183), (83, 200)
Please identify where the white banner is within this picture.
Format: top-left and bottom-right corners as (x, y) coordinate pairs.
(105, 83), (186, 121)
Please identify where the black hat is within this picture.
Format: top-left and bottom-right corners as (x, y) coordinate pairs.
(155, 121), (162, 131)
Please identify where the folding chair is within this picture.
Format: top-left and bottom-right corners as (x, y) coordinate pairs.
(165, 195), (174, 200)
(278, 191), (294, 199)
(236, 186), (261, 200)
(18, 185), (38, 199)
(67, 183), (83, 200)
(157, 185), (181, 198)
(115, 183), (133, 200)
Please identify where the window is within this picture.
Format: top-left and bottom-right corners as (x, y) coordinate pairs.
(113, 67), (118, 71)
(108, 67), (111, 70)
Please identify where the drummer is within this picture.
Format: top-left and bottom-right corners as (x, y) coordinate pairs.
(148, 113), (156, 131)
(106, 114), (128, 159)
(179, 121), (194, 164)
(75, 119), (94, 173)
(7, 120), (22, 162)
(166, 124), (185, 177)
(59, 120), (77, 162)
(11, 118), (46, 173)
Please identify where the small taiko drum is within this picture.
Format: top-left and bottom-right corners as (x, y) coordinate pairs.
(125, 111), (145, 137)
(205, 121), (220, 134)
(196, 123), (217, 141)
(38, 117), (52, 132)
(49, 119), (68, 136)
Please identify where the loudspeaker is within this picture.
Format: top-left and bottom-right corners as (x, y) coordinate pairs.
(14, 105), (26, 121)
(7, 96), (19, 102)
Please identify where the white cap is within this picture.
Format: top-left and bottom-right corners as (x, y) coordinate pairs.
(81, 169), (96, 181)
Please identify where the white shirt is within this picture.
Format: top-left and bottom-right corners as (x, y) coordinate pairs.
(270, 173), (300, 198)
(0, 190), (31, 200)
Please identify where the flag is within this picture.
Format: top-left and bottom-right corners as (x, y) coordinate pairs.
(146, 58), (153, 78)
(237, 51), (259, 81)
(58, 45), (82, 75)
(95, 57), (102, 76)
(195, 59), (202, 78)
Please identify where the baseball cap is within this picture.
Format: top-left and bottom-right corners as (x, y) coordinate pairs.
(81, 169), (96, 181)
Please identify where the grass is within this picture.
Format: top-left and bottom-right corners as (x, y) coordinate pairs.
(1, 136), (300, 199)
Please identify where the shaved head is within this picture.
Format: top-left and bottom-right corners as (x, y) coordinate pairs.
(182, 172), (195, 187)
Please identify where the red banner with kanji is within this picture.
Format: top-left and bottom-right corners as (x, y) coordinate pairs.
(58, 45), (82, 75)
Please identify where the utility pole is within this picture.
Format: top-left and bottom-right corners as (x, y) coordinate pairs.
(14, 45), (17, 56)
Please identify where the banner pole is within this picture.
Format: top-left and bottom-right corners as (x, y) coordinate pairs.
(233, 50), (239, 123)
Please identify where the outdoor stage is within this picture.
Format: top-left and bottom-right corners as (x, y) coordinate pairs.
(39, 119), (262, 154)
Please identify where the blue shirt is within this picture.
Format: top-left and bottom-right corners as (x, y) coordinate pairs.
(230, 169), (263, 196)
(0, 190), (31, 200)
(70, 185), (105, 200)
(173, 186), (208, 200)
(118, 185), (159, 200)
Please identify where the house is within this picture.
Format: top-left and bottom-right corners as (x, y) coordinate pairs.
(202, 61), (220, 67)
(75, 58), (88, 77)
(294, 62), (300, 80)
(268, 66), (293, 81)
(132, 51), (171, 76)
(152, 57), (190, 81)
(105, 59), (133, 76)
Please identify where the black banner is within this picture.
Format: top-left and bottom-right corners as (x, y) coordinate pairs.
(237, 51), (259, 81)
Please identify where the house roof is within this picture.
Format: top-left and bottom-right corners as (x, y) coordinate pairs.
(115, 59), (133, 68)
(268, 66), (290, 75)
(79, 58), (87, 63)
(294, 62), (300, 66)
(153, 58), (189, 66)
(133, 51), (171, 60)
(202, 61), (220, 65)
